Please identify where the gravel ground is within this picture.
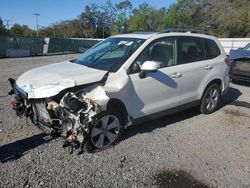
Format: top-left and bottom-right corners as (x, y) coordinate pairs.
(0, 54), (250, 188)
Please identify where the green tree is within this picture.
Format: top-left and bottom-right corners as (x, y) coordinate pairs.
(163, 0), (250, 37)
(163, 0), (202, 29)
(79, 4), (99, 38)
(9, 24), (34, 36)
(202, 0), (250, 37)
(24, 0), (250, 38)
(39, 1), (116, 38)
(129, 3), (166, 31)
(113, 0), (132, 33)
(99, 0), (116, 37)
(0, 18), (8, 35)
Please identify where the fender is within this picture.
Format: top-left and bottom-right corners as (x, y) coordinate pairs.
(198, 74), (224, 99)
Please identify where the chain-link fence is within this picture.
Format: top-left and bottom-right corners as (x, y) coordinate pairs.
(0, 35), (102, 57)
(47, 38), (101, 53)
(0, 35), (45, 57)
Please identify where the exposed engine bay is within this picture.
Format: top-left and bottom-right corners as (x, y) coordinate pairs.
(8, 78), (105, 154)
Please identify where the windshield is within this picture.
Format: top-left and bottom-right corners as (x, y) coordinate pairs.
(75, 37), (145, 72)
(243, 43), (250, 51)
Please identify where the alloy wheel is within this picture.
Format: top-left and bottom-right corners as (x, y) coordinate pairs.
(91, 115), (120, 149)
(205, 87), (219, 112)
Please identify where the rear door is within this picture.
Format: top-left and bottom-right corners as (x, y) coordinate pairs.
(176, 36), (210, 105)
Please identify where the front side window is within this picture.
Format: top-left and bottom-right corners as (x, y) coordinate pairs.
(75, 37), (145, 72)
(128, 37), (176, 74)
(177, 36), (205, 64)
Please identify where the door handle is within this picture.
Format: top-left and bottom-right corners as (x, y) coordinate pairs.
(204, 65), (212, 70)
(171, 72), (182, 78)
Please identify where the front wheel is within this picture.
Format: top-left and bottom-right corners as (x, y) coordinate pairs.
(200, 83), (221, 114)
(86, 111), (124, 152)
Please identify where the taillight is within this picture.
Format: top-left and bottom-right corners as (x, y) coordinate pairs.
(224, 57), (231, 67)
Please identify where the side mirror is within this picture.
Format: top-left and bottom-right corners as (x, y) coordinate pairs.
(141, 61), (160, 71)
(139, 61), (160, 79)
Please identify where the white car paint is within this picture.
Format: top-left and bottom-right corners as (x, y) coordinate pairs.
(115, 33), (228, 119)
(15, 31), (229, 121)
(127, 65), (182, 118)
(16, 61), (107, 98)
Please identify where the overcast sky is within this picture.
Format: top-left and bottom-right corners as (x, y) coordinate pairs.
(0, 0), (176, 29)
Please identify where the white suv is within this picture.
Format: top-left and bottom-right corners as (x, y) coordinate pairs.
(9, 30), (230, 152)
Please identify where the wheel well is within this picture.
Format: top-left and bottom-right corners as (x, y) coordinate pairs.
(106, 99), (128, 124)
(208, 79), (222, 90)
(204, 79), (223, 95)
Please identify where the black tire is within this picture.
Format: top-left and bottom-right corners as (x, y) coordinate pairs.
(85, 110), (124, 152)
(200, 83), (221, 114)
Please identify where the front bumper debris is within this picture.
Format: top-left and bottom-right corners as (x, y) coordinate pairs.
(8, 78), (100, 154)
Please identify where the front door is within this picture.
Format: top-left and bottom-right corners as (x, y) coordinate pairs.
(126, 37), (182, 119)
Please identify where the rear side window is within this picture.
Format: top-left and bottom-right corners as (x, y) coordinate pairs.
(204, 38), (221, 59)
(177, 36), (205, 64)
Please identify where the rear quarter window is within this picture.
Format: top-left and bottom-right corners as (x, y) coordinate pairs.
(204, 38), (221, 59)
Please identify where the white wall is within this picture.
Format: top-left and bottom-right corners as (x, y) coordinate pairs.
(218, 38), (250, 54)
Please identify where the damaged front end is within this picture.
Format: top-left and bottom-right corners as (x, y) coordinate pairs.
(8, 78), (102, 154)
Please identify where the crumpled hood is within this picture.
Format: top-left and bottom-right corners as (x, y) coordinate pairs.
(229, 49), (250, 60)
(16, 61), (107, 98)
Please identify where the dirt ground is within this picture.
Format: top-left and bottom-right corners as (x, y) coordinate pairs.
(0, 54), (250, 188)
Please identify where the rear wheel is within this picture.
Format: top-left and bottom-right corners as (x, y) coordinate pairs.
(86, 111), (124, 152)
(200, 83), (221, 114)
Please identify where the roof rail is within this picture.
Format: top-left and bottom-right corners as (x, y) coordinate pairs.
(161, 29), (209, 35)
(123, 30), (158, 34)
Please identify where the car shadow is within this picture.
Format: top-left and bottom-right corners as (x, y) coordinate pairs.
(220, 87), (243, 108)
(148, 70), (177, 88)
(0, 133), (52, 163)
(122, 108), (200, 142)
(221, 85), (250, 109)
(122, 86), (243, 142)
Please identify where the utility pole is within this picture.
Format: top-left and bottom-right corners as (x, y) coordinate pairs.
(101, 16), (104, 39)
(4, 19), (10, 29)
(33, 13), (40, 37)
